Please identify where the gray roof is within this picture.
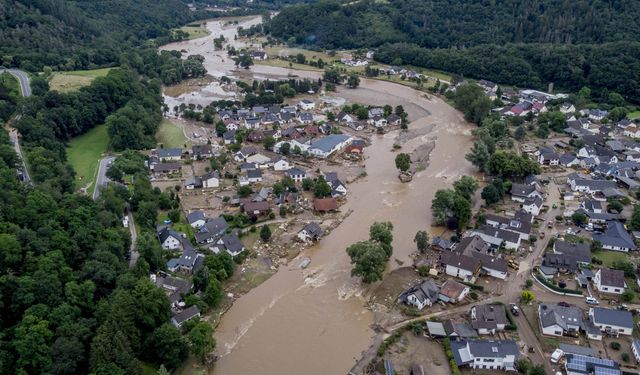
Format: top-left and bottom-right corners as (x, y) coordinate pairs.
(484, 214), (532, 235)
(451, 340), (519, 366)
(553, 240), (591, 264)
(426, 321), (446, 337)
(443, 320), (477, 338)
(301, 222), (324, 238)
(510, 183), (537, 197)
(195, 217), (228, 243)
(158, 148), (182, 158)
(309, 134), (350, 153)
(455, 235), (491, 254)
(286, 167), (306, 177)
(539, 303), (584, 331)
(542, 253), (578, 273)
(172, 305), (200, 325)
(158, 226), (182, 244)
(400, 278), (439, 305)
(471, 304), (508, 330)
(474, 225), (520, 244)
(558, 344), (596, 357)
(472, 252), (508, 273)
(441, 252), (481, 272)
(597, 268), (625, 288)
(247, 169), (262, 179)
(175, 248), (202, 269)
(187, 211), (206, 224)
(593, 221), (636, 250)
(218, 233), (244, 254)
(432, 236), (453, 250)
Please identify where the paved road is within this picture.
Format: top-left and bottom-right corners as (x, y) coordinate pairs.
(1, 68), (32, 182)
(93, 156), (116, 200)
(127, 209), (139, 268)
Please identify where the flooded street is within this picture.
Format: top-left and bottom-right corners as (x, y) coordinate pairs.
(162, 16), (475, 375)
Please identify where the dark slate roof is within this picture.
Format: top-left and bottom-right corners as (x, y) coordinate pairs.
(443, 320), (477, 338)
(432, 236), (453, 250)
(475, 225), (521, 244)
(539, 303), (584, 330)
(187, 211), (206, 224)
(593, 221), (636, 250)
(158, 226), (182, 243)
(441, 252), (481, 272)
(598, 268), (625, 288)
(553, 240), (591, 264)
(558, 344), (596, 357)
(471, 304), (508, 330)
(591, 307), (633, 329)
(247, 169), (262, 179)
(302, 222), (324, 237)
(286, 167), (306, 177)
(510, 183), (537, 197)
(451, 340), (519, 366)
(218, 233), (244, 254)
(472, 252), (508, 273)
(400, 278), (440, 305)
(172, 305), (200, 325)
(455, 235), (491, 254)
(542, 253), (578, 273)
(158, 148), (182, 158)
(484, 214), (532, 235)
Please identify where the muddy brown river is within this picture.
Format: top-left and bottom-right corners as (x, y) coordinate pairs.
(162, 16), (475, 375)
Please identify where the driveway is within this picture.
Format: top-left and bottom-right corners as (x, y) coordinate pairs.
(93, 156), (116, 200)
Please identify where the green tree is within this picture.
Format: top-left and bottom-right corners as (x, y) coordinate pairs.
(369, 221), (394, 257)
(622, 289), (635, 302)
(482, 184), (501, 205)
(148, 323), (188, 371)
(346, 241), (388, 283)
(301, 178), (315, 191)
(203, 278), (224, 309)
(263, 135), (276, 150)
(14, 314), (53, 374)
(280, 142), (291, 155)
(465, 140), (491, 171)
(346, 73), (360, 88)
(395, 153), (411, 173)
(260, 225), (272, 242)
(413, 230), (429, 253)
(521, 290), (535, 303)
(571, 212), (587, 226)
(313, 176), (332, 197)
(323, 68), (342, 84)
(514, 125), (526, 140)
(629, 205), (640, 231)
(529, 365), (547, 375)
(187, 322), (215, 363)
(453, 176), (478, 201)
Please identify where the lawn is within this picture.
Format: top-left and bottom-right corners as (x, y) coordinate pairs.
(49, 68), (113, 93)
(628, 111), (640, 120)
(157, 118), (188, 148)
(593, 251), (629, 267)
(265, 46), (335, 61)
(254, 58), (323, 72)
(175, 24), (210, 40)
(67, 124), (109, 192)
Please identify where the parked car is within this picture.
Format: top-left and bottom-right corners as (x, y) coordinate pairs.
(550, 348), (564, 363)
(509, 303), (520, 316)
(586, 297), (599, 305)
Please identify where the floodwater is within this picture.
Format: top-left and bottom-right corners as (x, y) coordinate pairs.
(162, 16), (475, 375)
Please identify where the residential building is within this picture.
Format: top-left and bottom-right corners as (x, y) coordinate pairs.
(484, 213), (531, 241)
(286, 167), (306, 182)
(510, 183), (543, 203)
(184, 176), (202, 190)
(593, 221), (636, 252)
(538, 303), (584, 337)
(242, 201), (270, 217)
(471, 304), (508, 335)
(212, 233), (245, 257)
(589, 307), (633, 336)
(307, 134), (352, 158)
(202, 171), (220, 188)
(467, 225), (521, 250)
(171, 306), (200, 328)
(594, 268), (626, 294)
(441, 252), (481, 282)
(187, 211), (206, 229)
(158, 148), (182, 161)
(313, 198), (338, 213)
(553, 241), (591, 264)
(438, 280), (470, 303)
(273, 157), (291, 171)
(297, 99), (315, 110)
(451, 340), (519, 371)
(157, 227), (183, 250)
(247, 169), (263, 184)
(297, 222), (324, 242)
(194, 217), (228, 244)
(192, 144), (213, 159)
(522, 196), (544, 216)
(565, 354), (620, 375)
(399, 279), (440, 310)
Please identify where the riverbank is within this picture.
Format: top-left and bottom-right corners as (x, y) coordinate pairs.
(159, 14), (475, 375)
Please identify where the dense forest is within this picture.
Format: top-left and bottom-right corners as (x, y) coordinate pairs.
(0, 0), (260, 71)
(268, 0), (640, 101)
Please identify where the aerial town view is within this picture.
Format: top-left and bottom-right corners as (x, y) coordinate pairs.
(2, 1), (640, 375)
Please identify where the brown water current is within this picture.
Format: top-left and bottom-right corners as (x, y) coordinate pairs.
(161, 16), (475, 375)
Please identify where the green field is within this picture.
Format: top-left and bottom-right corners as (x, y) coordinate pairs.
(175, 24), (210, 40)
(157, 118), (188, 148)
(49, 67), (113, 93)
(628, 111), (640, 120)
(593, 250), (630, 267)
(67, 124), (109, 192)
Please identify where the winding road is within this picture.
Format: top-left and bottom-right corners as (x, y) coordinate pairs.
(1, 68), (32, 182)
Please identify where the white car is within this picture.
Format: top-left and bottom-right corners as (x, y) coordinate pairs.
(586, 297), (599, 305)
(550, 348), (564, 363)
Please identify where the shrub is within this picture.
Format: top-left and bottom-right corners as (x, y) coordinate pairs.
(416, 265), (430, 277)
(533, 271), (582, 295)
(525, 279), (533, 288)
(461, 281), (484, 291)
(469, 292), (478, 300)
(622, 353), (630, 362)
(610, 342), (621, 350)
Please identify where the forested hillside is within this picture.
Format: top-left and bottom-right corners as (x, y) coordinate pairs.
(268, 0), (640, 102)
(0, 0), (217, 70)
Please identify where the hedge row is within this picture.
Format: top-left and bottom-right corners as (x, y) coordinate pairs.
(443, 338), (462, 375)
(461, 281), (484, 291)
(534, 271), (583, 295)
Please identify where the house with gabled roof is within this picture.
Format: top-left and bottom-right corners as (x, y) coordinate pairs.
(297, 222), (324, 242)
(510, 183), (543, 203)
(450, 339), (519, 371)
(399, 278), (440, 310)
(589, 307), (633, 336)
(594, 268), (626, 294)
(187, 211), (206, 229)
(212, 233), (245, 257)
(438, 280), (470, 303)
(157, 226), (184, 250)
(593, 221), (636, 252)
(171, 305), (200, 328)
(466, 225), (521, 250)
(538, 303), (584, 337)
(471, 304), (508, 335)
(441, 252), (481, 282)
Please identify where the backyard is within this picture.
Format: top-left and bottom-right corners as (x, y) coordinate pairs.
(48, 68), (112, 93)
(157, 118), (189, 148)
(66, 124), (109, 193)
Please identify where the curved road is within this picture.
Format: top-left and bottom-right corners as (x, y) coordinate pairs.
(1, 68), (31, 182)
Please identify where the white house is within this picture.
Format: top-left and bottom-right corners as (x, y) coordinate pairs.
(187, 211), (206, 229)
(589, 307), (634, 336)
(624, 125), (640, 138)
(158, 148), (182, 161)
(286, 167), (306, 182)
(470, 304), (508, 335)
(307, 134), (352, 158)
(158, 227), (183, 250)
(632, 340), (640, 363)
(538, 303), (584, 337)
(438, 280), (470, 304)
(247, 169), (263, 184)
(273, 157), (291, 171)
(441, 252), (481, 282)
(297, 99), (315, 111)
(594, 268), (626, 294)
(202, 171), (220, 188)
(467, 225), (521, 250)
(297, 222), (324, 242)
(451, 340), (519, 371)
(522, 196), (544, 216)
(400, 279), (440, 310)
